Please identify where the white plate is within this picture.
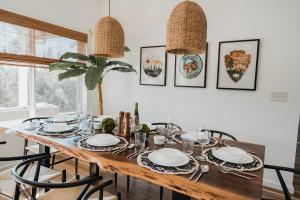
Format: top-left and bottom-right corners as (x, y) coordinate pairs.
(85, 134), (120, 147)
(180, 131), (204, 142)
(212, 147), (254, 164)
(43, 124), (74, 133)
(49, 115), (78, 123)
(148, 148), (190, 167)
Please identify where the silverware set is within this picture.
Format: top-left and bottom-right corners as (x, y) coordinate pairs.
(113, 143), (135, 154)
(127, 145), (150, 159)
(189, 164), (209, 182)
(218, 166), (257, 180)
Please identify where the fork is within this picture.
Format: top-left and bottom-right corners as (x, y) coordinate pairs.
(219, 168), (251, 180)
(127, 145), (143, 158)
(220, 167), (258, 178)
(130, 146), (149, 159)
(189, 163), (201, 180)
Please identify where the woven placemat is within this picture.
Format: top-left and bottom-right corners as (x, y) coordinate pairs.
(77, 136), (128, 152)
(172, 133), (218, 147)
(137, 151), (199, 175)
(203, 148), (263, 172)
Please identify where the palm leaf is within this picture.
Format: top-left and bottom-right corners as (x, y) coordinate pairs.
(103, 67), (136, 78)
(124, 46), (130, 52)
(88, 55), (107, 67)
(105, 61), (133, 69)
(84, 67), (103, 90)
(49, 61), (85, 71)
(60, 52), (90, 62)
(58, 69), (86, 81)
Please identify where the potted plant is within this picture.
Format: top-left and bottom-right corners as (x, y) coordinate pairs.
(49, 48), (136, 115)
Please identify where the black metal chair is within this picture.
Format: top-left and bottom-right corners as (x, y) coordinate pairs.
(11, 154), (119, 200)
(22, 117), (79, 175)
(263, 165), (300, 200)
(202, 129), (237, 141)
(0, 142), (65, 200)
(151, 122), (182, 131)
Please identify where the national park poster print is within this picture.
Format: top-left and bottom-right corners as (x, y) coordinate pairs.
(140, 46), (167, 86)
(217, 39), (260, 90)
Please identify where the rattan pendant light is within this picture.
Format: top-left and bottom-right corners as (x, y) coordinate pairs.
(92, 0), (124, 58)
(166, 0), (207, 55)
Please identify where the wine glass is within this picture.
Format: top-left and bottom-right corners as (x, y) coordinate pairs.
(195, 129), (210, 161)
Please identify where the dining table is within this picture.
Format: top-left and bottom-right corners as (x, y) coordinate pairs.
(0, 125), (265, 200)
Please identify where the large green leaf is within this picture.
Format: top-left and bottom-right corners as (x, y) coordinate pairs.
(124, 46), (130, 52)
(105, 61), (133, 69)
(49, 61), (85, 71)
(84, 67), (103, 90)
(88, 55), (107, 68)
(58, 69), (86, 81)
(103, 67), (136, 78)
(60, 52), (90, 62)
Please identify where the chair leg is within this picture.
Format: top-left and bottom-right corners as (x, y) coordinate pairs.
(75, 158), (79, 176)
(62, 169), (67, 182)
(114, 173), (118, 188)
(126, 175), (130, 192)
(23, 139), (28, 156)
(50, 154), (56, 169)
(117, 192), (121, 200)
(160, 186), (164, 200)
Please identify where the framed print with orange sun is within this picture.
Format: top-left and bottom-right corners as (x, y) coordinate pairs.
(140, 46), (167, 86)
(217, 39), (260, 90)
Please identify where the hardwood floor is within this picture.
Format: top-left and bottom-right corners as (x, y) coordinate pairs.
(53, 156), (298, 200)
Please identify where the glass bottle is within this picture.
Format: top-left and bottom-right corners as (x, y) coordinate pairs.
(134, 102), (139, 127)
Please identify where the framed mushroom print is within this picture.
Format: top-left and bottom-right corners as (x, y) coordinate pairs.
(140, 45), (167, 86)
(217, 39), (260, 90)
(174, 43), (208, 88)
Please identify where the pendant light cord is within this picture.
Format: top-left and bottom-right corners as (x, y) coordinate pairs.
(109, 0), (111, 16)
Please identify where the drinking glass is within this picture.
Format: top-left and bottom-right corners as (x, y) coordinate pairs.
(134, 125), (146, 147)
(196, 130), (210, 161)
(182, 138), (194, 155)
(166, 116), (177, 144)
(79, 114), (93, 135)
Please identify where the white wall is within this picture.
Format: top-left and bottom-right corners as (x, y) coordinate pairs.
(98, 0), (300, 190)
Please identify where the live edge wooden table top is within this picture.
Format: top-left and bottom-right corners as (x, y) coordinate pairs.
(1, 127), (265, 200)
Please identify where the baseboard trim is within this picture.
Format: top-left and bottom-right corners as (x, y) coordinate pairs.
(264, 179), (294, 194)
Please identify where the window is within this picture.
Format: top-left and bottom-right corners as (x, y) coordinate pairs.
(0, 9), (87, 121)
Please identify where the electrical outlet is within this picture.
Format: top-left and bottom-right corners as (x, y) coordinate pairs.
(270, 91), (288, 102)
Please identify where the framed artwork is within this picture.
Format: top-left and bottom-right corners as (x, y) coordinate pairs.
(140, 45), (167, 86)
(217, 39), (260, 90)
(174, 43), (208, 88)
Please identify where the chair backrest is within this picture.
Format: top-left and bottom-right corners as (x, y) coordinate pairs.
(22, 117), (49, 123)
(202, 129), (237, 141)
(11, 155), (104, 200)
(264, 165), (300, 200)
(151, 122), (182, 131)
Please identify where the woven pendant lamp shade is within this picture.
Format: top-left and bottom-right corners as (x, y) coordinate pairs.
(92, 16), (125, 58)
(166, 1), (207, 55)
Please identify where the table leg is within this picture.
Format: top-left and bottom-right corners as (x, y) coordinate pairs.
(39, 144), (50, 167)
(172, 191), (191, 200)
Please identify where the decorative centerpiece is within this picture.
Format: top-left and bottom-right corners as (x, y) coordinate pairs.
(140, 124), (151, 138)
(49, 48), (136, 115)
(102, 117), (116, 134)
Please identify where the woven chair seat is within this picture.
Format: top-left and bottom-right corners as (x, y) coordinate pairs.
(0, 165), (62, 198)
(37, 183), (117, 200)
(25, 144), (58, 154)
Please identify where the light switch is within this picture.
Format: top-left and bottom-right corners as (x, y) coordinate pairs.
(270, 91), (288, 102)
